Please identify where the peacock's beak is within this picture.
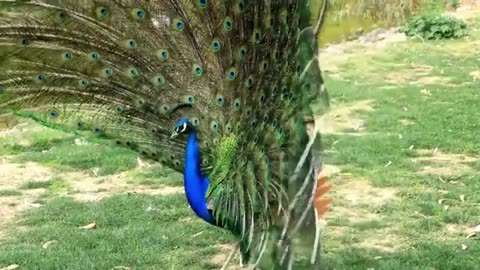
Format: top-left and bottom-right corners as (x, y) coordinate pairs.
(170, 131), (178, 140)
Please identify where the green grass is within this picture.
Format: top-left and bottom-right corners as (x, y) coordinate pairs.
(19, 178), (71, 194)
(1, 14), (480, 270)
(0, 189), (22, 197)
(0, 195), (235, 269)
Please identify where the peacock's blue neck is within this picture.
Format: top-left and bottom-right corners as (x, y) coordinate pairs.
(183, 130), (216, 225)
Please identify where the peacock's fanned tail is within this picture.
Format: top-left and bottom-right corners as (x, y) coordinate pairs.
(0, 0), (330, 268)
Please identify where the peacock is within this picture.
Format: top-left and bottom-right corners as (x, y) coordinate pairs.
(0, 0), (332, 269)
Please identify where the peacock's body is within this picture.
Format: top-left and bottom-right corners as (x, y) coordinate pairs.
(0, 0), (331, 269)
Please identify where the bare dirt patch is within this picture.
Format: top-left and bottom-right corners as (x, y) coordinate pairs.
(335, 177), (398, 208)
(62, 171), (183, 202)
(0, 158), (183, 239)
(210, 244), (240, 270)
(446, 1), (480, 21)
(320, 28), (407, 76)
(384, 63), (453, 86)
(412, 149), (478, 176)
(325, 175), (402, 252)
(470, 70), (480, 80)
(0, 158), (52, 230)
(317, 100), (375, 136)
(356, 228), (404, 252)
(319, 164), (341, 179)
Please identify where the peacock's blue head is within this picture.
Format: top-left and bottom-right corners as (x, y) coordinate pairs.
(171, 118), (193, 139)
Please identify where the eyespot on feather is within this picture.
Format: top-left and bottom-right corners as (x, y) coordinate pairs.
(183, 95), (195, 104)
(89, 51), (100, 60)
(223, 17), (233, 31)
(48, 109), (59, 118)
(191, 118), (200, 126)
(211, 39), (221, 52)
(102, 67), (113, 77)
(35, 74), (46, 83)
(225, 123), (233, 134)
(197, 0), (208, 8)
(226, 67), (238, 80)
(78, 79), (89, 88)
(156, 49), (169, 61)
(160, 104), (170, 114)
(127, 67), (138, 78)
(136, 99), (145, 107)
(132, 8), (146, 20)
(173, 18), (185, 31)
(234, 0), (246, 15)
(125, 39), (137, 48)
(96, 6), (110, 18)
(62, 51), (73, 60)
(19, 38), (30, 46)
(233, 99), (241, 111)
(192, 64), (203, 77)
(236, 46), (247, 61)
(245, 75), (254, 88)
(215, 95), (224, 106)
(210, 121), (219, 132)
(152, 74), (165, 86)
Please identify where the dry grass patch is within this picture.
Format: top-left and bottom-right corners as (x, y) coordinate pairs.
(412, 149), (478, 176)
(63, 171), (183, 202)
(0, 158), (183, 239)
(355, 228), (405, 252)
(317, 100), (374, 136)
(333, 177), (398, 209)
(470, 70), (480, 80)
(210, 244), (240, 270)
(383, 64), (453, 86)
(0, 158), (52, 229)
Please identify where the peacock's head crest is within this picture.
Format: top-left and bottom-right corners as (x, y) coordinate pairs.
(171, 118), (193, 139)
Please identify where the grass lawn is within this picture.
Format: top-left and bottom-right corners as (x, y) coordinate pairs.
(1, 14), (479, 270)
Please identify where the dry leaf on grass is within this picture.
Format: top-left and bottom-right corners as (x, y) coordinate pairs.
(461, 244), (468, 250)
(466, 225), (480, 239)
(79, 221), (96, 230)
(42, 240), (58, 249)
(0, 265), (19, 270)
(459, 195), (465, 203)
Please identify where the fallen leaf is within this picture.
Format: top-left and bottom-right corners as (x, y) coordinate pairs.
(192, 231), (204, 238)
(384, 161), (392, 167)
(444, 205), (449, 211)
(28, 203), (42, 208)
(438, 199), (446, 204)
(461, 244), (468, 250)
(0, 265), (19, 270)
(79, 221), (96, 230)
(466, 225), (480, 238)
(466, 233), (476, 239)
(42, 240), (58, 249)
(460, 195), (465, 203)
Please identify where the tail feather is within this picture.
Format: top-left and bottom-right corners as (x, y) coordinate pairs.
(314, 175), (332, 221)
